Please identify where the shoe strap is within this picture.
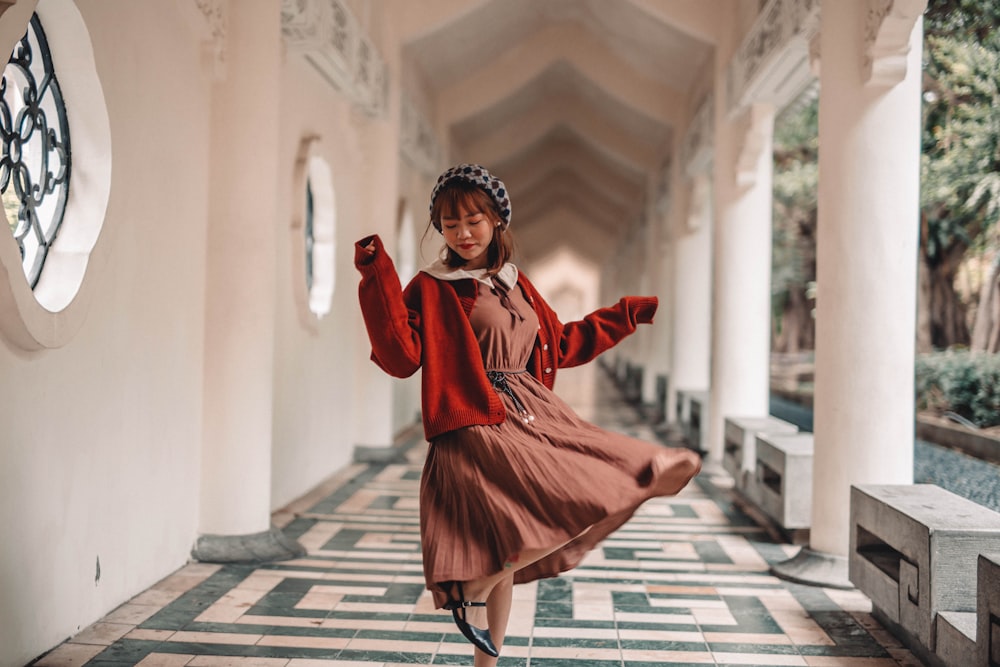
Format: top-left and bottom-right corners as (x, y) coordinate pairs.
(444, 599), (486, 609)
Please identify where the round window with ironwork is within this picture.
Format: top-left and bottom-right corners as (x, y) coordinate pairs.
(1, 13), (71, 289)
(0, 1), (112, 350)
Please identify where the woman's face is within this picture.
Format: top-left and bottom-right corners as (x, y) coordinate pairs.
(440, 202), (497, 269)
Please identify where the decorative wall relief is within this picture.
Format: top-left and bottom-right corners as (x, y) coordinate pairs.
(193, 0), (226, 76)
(726, 0), (819, 115)
(281, 0), (388, 117)
(681, 96), (714, 178)
(734, 103), (774, 191)
(653, 154), (673, 217)
(400, 92), (441, 176)
(863, 0), (927, 87)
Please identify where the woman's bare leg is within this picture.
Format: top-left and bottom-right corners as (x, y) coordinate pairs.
(473, 574), (513, 667)
(461, 542), (562, 602)
(456, 535), (588, 657)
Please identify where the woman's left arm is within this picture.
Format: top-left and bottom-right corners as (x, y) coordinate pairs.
(522, 276), (657, 369)
(552, 296), (658, 368)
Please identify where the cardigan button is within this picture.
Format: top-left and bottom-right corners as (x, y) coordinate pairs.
(545, 367), (552, 374)
(542, 344), (549, 351)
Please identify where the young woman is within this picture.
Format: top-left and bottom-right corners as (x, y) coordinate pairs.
(355, 164), (701, 665)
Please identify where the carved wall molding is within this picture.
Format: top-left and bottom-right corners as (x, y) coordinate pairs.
(685, 173), (711, 234)
(681, 95), (714, 177)
(174, 0), (227, 77)
(734, 103), (774, 191)
(653, 154), (672, 217)
(281, 0), (388, 117)
(726, 0), (820, 115)
(863, 0), (927, 87)
(197, 0), (226, 76)
(400, 92), (441, 176)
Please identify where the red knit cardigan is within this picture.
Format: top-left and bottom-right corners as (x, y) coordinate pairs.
(355, 234), (658, 441)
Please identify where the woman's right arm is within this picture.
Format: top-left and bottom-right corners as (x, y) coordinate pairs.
(354, 234), (422, 378)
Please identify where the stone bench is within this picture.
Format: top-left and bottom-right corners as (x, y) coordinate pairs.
(978, 552), (1000, 666)
(722, 416), (798, 498)
(687, 390), (709, 454)
(935, 609), (977, 667)
(849, 484), (1000, 660)
(623, 362), (643, 404)
(753, 432), (814, 539)
(650, 373), (668, 424)
(923, 552), (1000, 667)
(675, 389), (708, 453)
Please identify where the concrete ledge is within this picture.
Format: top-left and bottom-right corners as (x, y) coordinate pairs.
(675, 389), (708, 453)
(647, 373), (668, 424)
(755, 432), (814, 535)
(623, 363), (643, 404)
(687, 391), (710, 454)
(722, 416), (798, 497)
(917, 414), (1000, 465)
(191, 525), (306, 564)
(849, 484), (1000, 652)
(935, 611), (976, 667)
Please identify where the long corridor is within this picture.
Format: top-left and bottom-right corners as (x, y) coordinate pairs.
(33, 367), (922, 667)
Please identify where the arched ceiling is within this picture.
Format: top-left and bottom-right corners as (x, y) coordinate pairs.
(398, 0), (717, 266)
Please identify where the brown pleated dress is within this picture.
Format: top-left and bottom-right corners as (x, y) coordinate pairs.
(420, 279), (700, 608)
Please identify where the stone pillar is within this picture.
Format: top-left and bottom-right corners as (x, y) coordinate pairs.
(194, 0), (303, 562)
(639, 203), (671, 413)
(708, 104), (775, 461)
(670, 173), (713, 422)
(773, 1), (923, 588)
(351, 19), (408, 464)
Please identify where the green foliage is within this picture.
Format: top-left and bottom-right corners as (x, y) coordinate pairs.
(915, 350), (1000, 427)
(923, 0), (1000, 43)
(921, 33), (1000, 261)
(771, 97), (818, 301)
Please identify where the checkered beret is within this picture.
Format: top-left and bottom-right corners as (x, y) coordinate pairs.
(429, 164), (512, 231)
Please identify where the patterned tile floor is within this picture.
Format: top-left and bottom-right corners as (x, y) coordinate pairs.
(34, 366), (924, 667)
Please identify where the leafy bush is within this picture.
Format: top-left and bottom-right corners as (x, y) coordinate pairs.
(915, 350), (1000, 427)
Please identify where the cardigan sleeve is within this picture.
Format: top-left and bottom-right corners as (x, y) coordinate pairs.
(354, 234), (422, 378)
(526, 279), (657, 369)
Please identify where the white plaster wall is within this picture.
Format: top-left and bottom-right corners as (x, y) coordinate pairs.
(0, 3), (209, 663)
(270, 54), (370, 510)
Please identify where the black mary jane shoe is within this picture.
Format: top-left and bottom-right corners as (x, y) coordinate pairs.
(442, 581), (499, 657)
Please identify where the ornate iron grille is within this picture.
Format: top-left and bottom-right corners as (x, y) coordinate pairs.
(305, 179), (314, 292)
(1, 14), (72, 289)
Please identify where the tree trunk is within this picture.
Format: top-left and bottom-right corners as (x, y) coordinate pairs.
(971, 253), (1000, 352)
(773, 286), (814, 355)
(928, 244), (970, 349)
(916, 252), (933, 352)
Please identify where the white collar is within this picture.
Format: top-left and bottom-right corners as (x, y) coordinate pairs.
(420, 258), (519, 289)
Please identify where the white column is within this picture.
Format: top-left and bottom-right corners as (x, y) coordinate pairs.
(708, 105), (775, 461)
(669, 174), (713, 421)
(651, 215), (675, 407)
(351, 38), (407, 461)
(196, 1), (301, 561)
(810, 4), (921, 557)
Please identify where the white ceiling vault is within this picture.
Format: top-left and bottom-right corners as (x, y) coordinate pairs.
(393, 0), (719, 266)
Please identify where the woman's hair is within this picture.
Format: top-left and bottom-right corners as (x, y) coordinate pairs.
(428, 178), (515, 274)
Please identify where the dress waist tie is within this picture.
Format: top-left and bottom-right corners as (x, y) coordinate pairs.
(486, 370), (535, 425)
